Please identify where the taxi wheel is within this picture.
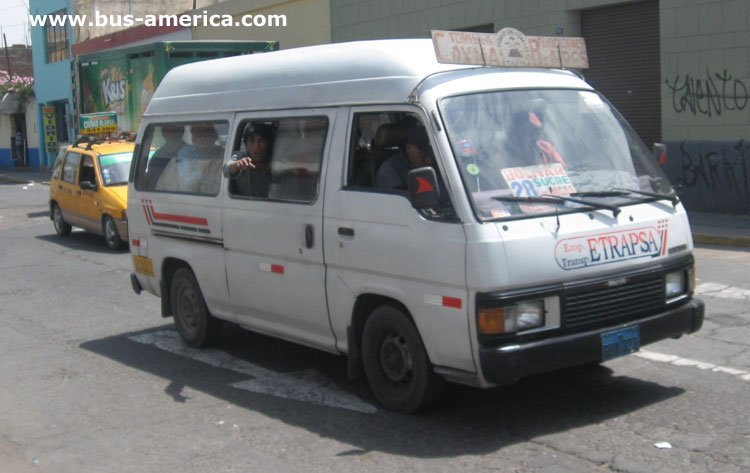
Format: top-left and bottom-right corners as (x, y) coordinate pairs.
(102, 215), (125, 250)
(170, 267), (221, 348)
(361, 305), (444, 413)
(52, 203), (71, 236)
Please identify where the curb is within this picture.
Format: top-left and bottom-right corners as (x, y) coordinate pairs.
(0, 174), (50, 186)
(692, 233), (750, 248)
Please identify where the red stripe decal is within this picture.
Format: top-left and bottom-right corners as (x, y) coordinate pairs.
(149, 206), (209, 226)
(271, 264), (284, 274)
(442, 296), (462, 309)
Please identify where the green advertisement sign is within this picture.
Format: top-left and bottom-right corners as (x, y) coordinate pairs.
(79, 56), (155, 133)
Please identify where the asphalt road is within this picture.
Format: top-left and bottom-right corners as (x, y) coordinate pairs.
(1, 179), (748, 473)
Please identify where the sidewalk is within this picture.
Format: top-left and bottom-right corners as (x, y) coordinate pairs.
(2, 167), (749, 248)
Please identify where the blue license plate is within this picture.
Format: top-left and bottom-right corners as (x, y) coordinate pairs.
(601, 326), (641, 361)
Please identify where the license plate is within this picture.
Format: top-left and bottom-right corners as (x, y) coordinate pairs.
(601, 326), (640, 361)
(133, 255), (155, 277)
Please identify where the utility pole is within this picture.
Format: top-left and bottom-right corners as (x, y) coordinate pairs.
(3, 33), (12, 77)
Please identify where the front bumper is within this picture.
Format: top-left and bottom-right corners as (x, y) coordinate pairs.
(479, 299), (704, 386)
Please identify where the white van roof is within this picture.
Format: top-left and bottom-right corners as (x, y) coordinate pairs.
(145, 39), (585, 116)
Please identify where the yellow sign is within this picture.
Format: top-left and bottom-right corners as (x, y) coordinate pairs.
(42, 106), (58, 155)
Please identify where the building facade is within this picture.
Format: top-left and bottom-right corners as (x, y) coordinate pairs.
(331, 0), (750, 214)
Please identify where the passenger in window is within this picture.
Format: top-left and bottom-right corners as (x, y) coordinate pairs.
(157, 124), (224, 194)
(223, 123), (275, 198)
(145, 125), (185, 189)
(375, 124), (434, 191)
(507, 111), (566, 169)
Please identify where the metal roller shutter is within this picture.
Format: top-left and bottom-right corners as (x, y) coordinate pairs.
(581, 0), (661, 146)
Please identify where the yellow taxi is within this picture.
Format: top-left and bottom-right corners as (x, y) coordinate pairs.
(49, 139), (135, 250)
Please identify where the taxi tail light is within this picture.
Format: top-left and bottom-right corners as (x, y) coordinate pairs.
(121, 209), (127, 220)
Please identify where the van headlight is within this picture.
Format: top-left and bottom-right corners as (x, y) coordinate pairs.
(665, 270), (688, 301)
(478, 299), (545, 335)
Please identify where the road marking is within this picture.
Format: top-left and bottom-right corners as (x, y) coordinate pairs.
(636, 350), (750, 382)
(129, 329), (377, 414)
(695, 283), (750, 301)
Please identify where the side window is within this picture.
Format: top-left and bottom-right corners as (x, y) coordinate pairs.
(227, 117), (328, 203)
(79, 155), (96, 185)
(133, 121), (228, 195)
(346, 112), (428, 192)
(52, 154), (65, 180)
(61, 152), (81, 184)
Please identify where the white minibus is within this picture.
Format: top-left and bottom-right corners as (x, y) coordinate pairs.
(129, 30), (704, 413)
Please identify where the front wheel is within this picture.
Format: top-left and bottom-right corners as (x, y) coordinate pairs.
(52, 203), (71, 236)
(102, 215), (125, 250)
(170, 267), (221, 347)
(361, 305), (444, 413)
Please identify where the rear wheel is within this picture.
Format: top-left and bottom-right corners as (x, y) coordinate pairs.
(170, 267), (221, 347)
(102, 215), (125, 250)
(361, 305), (444, 413)
(52, 203), (71, 236)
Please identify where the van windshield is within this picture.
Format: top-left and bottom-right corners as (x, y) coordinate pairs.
(439, 89), (674, 221)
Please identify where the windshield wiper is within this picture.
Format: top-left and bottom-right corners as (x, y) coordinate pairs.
(541, 194), (620, 217)
(571, 191), (631, 198)
(492, 195), (567, 204)
(613, 188), (680, 206)
(492, 194), (620, 218)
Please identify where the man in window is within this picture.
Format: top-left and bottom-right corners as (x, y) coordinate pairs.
(223, 123), (275, 198)
(375, 123), (434, 191)
(157, 124), (224, 194)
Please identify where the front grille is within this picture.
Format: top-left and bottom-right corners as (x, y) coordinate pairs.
(563, 274), (665, 330)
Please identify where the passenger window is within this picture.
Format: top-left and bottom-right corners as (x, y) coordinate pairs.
(227, 117), (328, 203)
(347, 111), (457, 221)
(79, 155), (96, 185)
(134, 121), (228, 195)
(346, 112), (430, 192)
(62, 152), (81, 184)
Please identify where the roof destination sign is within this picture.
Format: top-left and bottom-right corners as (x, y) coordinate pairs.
(79, 112), (118, 135)
(431, 27), (589, 69)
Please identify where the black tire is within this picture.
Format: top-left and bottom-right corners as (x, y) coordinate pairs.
(170, 267), (222, 347)
(361, 305), (444, 413)
(52, 203), (71, 236)
(102, 215), (125, 250)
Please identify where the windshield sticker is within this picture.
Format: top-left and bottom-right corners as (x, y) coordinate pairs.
(555, 220), (669, 270)
(466, 163), (480, 175)
(458, 139), (474, 156)
(501, 163), (576, 213)
(501, 163), (575, 197)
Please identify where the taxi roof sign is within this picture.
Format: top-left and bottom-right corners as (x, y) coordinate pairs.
(431, 28), (588, 69)
(79, 112), (118, 136)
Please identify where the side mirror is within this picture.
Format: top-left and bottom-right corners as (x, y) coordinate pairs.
(80, 181), (97, 191)
(652, 143), (667, 166)
(407, 167), (440, 209)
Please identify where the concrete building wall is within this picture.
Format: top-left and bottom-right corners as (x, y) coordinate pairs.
(331, 0), (750, 214)
(73, 0), (219, 42)
(192, 0), (331, 49)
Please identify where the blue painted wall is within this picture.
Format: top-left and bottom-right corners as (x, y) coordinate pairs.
(29, 0), (74, 169)
(0, 149), (11, 168)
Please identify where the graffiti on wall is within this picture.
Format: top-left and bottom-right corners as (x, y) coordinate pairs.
(674, 140), (749, 200)
(665, 69), (749, 117)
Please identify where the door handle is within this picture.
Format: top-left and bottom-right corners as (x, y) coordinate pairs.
(338, 227), (354, 237)
(304, 224), (314, 249)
